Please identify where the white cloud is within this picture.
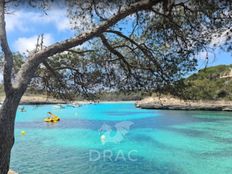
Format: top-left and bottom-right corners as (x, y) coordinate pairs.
(6, 11), (29, 32)
(30, 8), (72, 32)
(6, 8), (72, 33)
(14, 34), (54, 53)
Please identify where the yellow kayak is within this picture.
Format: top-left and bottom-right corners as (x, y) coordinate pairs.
(44, 112), (61, 123)
(44, 118), (59, 123)
(52, 116), (60, 121)
(48, 112), (60, 121)
(44, 117), (53, 122)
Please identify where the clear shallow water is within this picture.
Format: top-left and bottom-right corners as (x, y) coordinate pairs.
(11, 103), (232, 174)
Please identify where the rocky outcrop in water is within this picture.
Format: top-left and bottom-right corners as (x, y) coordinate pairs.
(135, 97), (232, 111)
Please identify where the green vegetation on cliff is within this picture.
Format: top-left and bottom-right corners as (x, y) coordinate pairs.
(183, 65), (232, 100)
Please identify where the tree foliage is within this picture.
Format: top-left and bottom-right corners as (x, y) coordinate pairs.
(2, 0), (232, 100)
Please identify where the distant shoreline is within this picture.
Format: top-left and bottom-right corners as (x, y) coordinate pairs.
(136, 97), (232, 112)
(0, 95), (136, 105)
(1, 95), (232, 112)
(19, 100), (135, 105)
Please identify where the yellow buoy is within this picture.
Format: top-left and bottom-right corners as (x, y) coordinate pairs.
(21, 130), (26, 136)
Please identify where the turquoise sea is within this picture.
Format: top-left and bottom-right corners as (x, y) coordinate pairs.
(11, 103), (232, 174)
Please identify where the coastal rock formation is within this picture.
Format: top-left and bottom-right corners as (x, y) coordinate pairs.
(136, 97), (232, 111)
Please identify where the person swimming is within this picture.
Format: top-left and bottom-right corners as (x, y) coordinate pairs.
(19, 107), (26, 112)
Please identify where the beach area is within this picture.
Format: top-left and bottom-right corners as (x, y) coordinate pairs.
(0, 95), (135, 105)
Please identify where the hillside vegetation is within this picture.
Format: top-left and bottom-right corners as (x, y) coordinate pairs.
(183, 65), (232, 100)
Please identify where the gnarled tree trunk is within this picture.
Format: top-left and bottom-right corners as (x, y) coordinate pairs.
(0, 91), (23, 174)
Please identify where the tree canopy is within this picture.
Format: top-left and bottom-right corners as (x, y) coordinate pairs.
(3, 0), (231, 100)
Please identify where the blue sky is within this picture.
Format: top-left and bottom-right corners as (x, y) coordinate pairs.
(197, 49), (232, 69)
(6, 7), (75, 53)
(5, 7), (232, 69)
